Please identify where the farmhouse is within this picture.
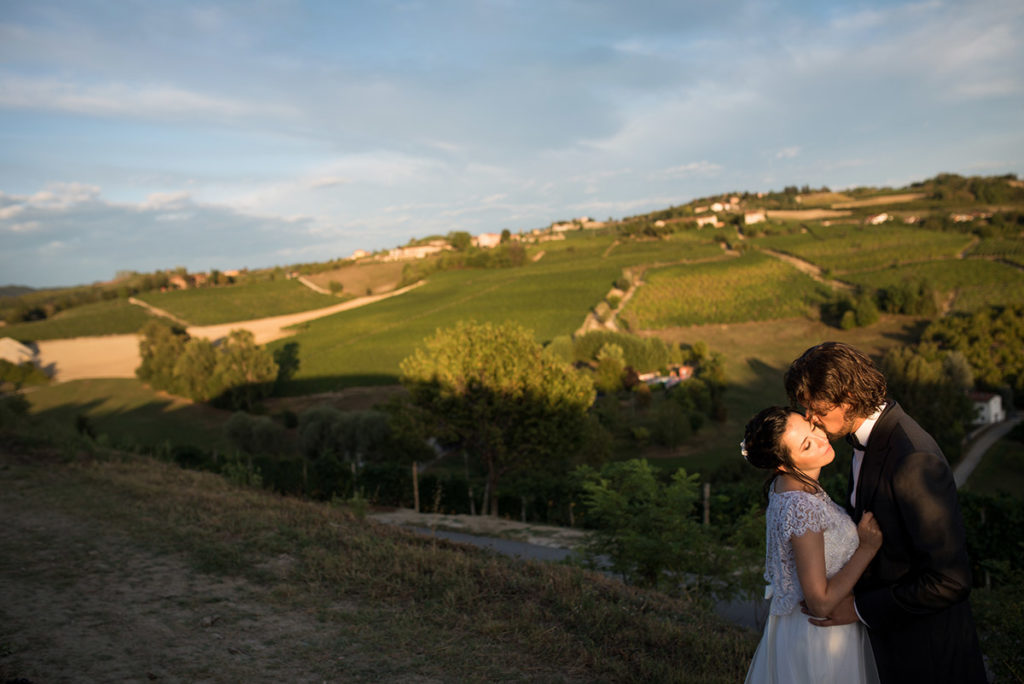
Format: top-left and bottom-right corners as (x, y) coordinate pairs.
(865, 213), (890, 225)
(744, 211), (766, 225)
(695, 215), (722, 228)
(970, 392), (1006, 425)
(383, 242), (451, 261)
(473, 233), (502, 249)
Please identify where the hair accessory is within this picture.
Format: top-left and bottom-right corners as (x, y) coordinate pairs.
(740, 440), (749, 461)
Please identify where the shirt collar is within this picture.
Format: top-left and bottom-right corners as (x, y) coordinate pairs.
(853, 403), (885, 450)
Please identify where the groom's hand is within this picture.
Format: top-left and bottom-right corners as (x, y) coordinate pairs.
(802, 595), (859, 626)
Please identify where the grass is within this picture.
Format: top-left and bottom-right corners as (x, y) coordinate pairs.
(23, 378), (231, 452)
(136, 279), (339, 326)
(275, 241), (630, 392)
(0, 449), (758, 682)
(841, 259), (1024, 312)
(750, 225), (974, 275)
(0, 298), (160, 341)
(619, 251), (829, 329)
(967, 238), (1024, 267)
(305, 260), (407, 296)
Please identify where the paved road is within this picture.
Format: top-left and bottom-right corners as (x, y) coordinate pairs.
(954, 413), (1022, 487)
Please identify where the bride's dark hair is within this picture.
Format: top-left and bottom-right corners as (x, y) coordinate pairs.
(742, 406), (821, 495)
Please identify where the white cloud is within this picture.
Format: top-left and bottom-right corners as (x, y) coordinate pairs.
(0, 74), (297, 121)
(663, 161), (723, 177)
(775, 147), (801, 160)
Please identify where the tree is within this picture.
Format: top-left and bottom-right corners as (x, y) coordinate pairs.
(500, 228), (511, 243)
(881, 345), (975, 459)
(174, 338), (219, 401)
(136, 320), (188, 391)
(447, 231), (472, 251)
(273, 341), (301, 391)
(210, 330), (278, 411)
(400, 321), (596, 516)
(576, 459), (725, 597)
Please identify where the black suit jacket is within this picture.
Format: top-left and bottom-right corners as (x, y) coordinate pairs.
(850, 400), (986, 683)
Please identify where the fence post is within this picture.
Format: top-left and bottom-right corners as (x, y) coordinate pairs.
(413, 461), (420, 513)
(703, 482), (711, 526)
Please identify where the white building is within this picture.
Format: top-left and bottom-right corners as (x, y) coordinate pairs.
(473, 233), (502, 249)
(744, 211), (766, 225)
(970, 392), (1006, 425)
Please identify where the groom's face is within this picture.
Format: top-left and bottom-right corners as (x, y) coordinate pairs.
(803, 399), (856, 440)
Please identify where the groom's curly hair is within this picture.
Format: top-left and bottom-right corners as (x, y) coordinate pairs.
(784, 341), (887, 419)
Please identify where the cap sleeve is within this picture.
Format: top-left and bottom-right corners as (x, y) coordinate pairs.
(776, 491), (827, 541)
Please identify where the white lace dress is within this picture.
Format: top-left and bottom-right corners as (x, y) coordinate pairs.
(744, 484), (879, 684)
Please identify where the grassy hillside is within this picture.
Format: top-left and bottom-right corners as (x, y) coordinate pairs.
(619, 251), (828, 329)
(23, 378), (231, 452)
(0, 450), (757, 682)
(275, 237), (626, 391)
(1, 298), (160, 341)
(136, 279), (339, 325)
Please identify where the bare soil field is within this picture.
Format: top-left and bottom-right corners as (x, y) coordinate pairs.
(765, 209), (853, 220)
(832, 192), (927, 208)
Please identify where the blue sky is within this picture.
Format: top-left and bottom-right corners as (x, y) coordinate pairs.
(1, 0), (1022, 288)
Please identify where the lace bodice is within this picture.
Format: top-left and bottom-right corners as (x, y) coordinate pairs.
(763, 483), (860, 616)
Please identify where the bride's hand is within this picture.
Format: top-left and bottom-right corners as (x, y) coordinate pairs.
(857, 511), (882, 551)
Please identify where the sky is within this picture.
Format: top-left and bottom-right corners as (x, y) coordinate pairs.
(1, 0), (1023, 289)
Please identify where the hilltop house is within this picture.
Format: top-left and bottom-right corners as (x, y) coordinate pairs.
(383, 241), (451, 262)
(744, 210), (766, 225)
(696, 215), (722, 228)
(473, 233), (502, 249)
(970, 391), (1006, 425)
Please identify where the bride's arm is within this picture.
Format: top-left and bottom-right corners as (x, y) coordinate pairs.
(792, 512), (882, 618)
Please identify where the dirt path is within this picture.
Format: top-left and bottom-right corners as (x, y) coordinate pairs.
(0, 488), (351, 683)
(757, 248), (855, 292)
(35, 281), (426, 382)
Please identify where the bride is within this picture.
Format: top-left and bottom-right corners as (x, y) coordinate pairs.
(741, 406), (881, 684)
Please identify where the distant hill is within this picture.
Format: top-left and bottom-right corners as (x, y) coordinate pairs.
(0, 285), (35, 298)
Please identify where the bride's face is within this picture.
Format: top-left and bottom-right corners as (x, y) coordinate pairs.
(781, 413), (835, 472)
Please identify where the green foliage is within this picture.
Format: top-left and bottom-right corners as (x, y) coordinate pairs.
(0, 389), (31, 428)
(136, 322), (278, 410)
(400, 320), (596, 515)
(573, 331), (682, 372)
(224, 411), (288, 456)
(876, 279), (939, 315)
(0, 359), (50, 387)
(822, 290), (880, 329)
(446, 231), (472, 251)
(576, 459), (727, 599)
(209, 330), (279, 411)
(844, 259), (1024, 313)
(594, 343), (627, 394)
(272, 341), (301, 389)
(880, 345), (975, 460)
(921, 305), (1024, 403)
(136, 320), (188, 391)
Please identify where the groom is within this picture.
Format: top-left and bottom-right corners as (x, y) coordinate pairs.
(784, 342), (986, 684)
